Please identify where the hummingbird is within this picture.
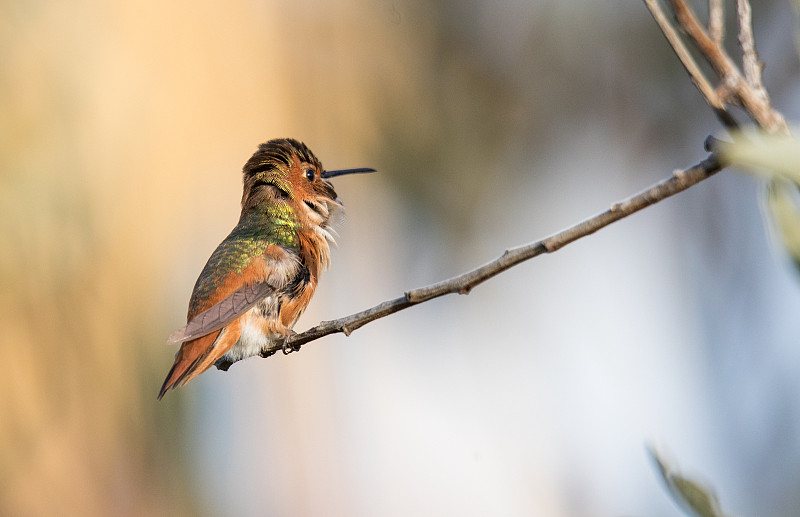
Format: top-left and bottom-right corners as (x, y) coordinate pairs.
(158, 138), (374, 399)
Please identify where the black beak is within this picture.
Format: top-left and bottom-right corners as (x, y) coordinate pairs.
(321, 167), (376, 179)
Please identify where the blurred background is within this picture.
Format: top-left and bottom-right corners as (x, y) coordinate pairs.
(2, 0), (800, 515)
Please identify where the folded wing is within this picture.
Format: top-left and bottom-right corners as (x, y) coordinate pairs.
(167, 281), (274, 343)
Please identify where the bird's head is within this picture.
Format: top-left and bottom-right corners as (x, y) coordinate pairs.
(241, 138), (374, 230)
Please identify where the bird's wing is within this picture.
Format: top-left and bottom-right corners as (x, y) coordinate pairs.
(167, 281), (274, 344)
(158, 240), (300, 399)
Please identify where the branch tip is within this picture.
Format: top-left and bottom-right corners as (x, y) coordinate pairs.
(703, 135), (716, 152)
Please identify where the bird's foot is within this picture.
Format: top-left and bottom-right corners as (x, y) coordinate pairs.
(281, 331), (301, 355)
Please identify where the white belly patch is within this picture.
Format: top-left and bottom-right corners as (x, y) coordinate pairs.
(221, 306), (285, 363)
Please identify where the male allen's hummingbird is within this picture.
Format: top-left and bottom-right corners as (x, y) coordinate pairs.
(158, 138), (374, 399)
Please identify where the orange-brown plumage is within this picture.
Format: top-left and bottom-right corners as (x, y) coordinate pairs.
(158, 138), (373, 399)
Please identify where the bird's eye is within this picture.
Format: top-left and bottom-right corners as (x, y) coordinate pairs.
(305, 168), (315, 181)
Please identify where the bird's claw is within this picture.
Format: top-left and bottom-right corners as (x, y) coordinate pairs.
(281, 332), (300, 355)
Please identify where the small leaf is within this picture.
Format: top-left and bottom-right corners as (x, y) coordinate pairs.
(647, 446), (727, 517)
(766, 178), (800, 272)
(719, 133), (800, 183)
(717, 132), (800, 272)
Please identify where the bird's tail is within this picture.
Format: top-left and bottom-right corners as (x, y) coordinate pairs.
(157, 328), (232, 399)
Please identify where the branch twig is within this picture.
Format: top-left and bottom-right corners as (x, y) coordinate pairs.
(650, 0), (788, 134)
(737, 0), (762, 88)
(216, 147), (723, 368)
(643, 0), (737, 129)
(709, 0), (724, 46)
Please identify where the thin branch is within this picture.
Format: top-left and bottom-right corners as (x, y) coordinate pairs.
(663, 0), (788, 134)
(669, 0), (734, 76)
(732, 0), (789, 134)
(709, 0), (724, 47)
(643, 0), (739, 130)
(217, 149), (723, 367)
(644, 1), (725, 113)
(667, 0), (744, 97)
(737, 0), (763, 89)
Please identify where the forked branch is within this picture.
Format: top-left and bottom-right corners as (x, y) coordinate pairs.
(645, 0), (788, 134)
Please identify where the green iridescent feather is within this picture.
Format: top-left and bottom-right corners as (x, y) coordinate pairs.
(188, 205), (301, 317)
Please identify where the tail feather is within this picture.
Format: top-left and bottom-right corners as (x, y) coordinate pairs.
(157, 329), (223, 400)
(180, 321), (242, 386)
